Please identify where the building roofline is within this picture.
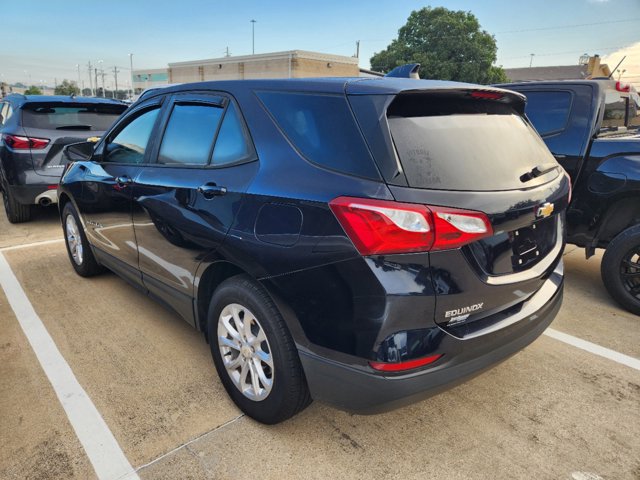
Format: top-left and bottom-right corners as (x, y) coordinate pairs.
(168, 50), (359, 68)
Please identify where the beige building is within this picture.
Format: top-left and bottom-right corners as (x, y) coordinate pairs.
(167, 50), (359, 83)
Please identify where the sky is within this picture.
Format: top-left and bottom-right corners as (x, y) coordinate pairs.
(1, 0), (639, 89)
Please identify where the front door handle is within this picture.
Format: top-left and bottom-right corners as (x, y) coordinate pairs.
(198, 183), (227, 199)
(115, 175), (133, 186)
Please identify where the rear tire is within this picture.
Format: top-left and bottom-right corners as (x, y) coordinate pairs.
(207, 275), (311, 424)
(62, 202), (104, 277)
(2, 186), (31, 223)
(601, 224), (640, 316)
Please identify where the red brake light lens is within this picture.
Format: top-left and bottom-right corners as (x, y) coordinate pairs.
(3, 134), (50, 150)
(369, 354), (443, 372)
(329, 197), (492, 255)
(470, 91), (504, 100)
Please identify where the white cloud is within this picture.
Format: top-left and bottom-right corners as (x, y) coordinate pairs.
(602, 41), (640, 89)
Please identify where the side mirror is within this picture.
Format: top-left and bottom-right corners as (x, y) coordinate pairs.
(63, 141), (97, 162)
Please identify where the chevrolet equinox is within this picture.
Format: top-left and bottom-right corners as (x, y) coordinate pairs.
(58, 77), (568, 424)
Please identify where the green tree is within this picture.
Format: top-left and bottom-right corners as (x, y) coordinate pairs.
(370, 6), (507, 84)
(24, 85), (43, 95)
(54, 79), (80, 95)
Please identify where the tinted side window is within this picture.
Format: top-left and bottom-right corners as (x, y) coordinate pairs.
(257, 91), (379, 179)
(212, 102), (253, 166)
(522, 91), (572, 136)
(158, 104), (223, 166)
(104, 107), (160, 164)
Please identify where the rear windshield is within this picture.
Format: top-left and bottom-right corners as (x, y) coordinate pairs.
(22, 103), (127, 131)
(389, 112), (557, 191)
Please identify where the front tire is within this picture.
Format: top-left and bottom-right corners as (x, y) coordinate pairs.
(62, 202), (104, 277)
(2, 186), (31, 223)
(601, 224), (640, 315)
(207, 275), (311, 424)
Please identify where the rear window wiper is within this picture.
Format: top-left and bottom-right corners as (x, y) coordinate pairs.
(520, 163), (559, 183)
(55, 125), (93, 130)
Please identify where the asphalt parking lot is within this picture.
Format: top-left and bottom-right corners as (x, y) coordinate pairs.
(1, 207), (639, 480)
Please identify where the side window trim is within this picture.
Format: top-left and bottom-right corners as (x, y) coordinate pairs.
(98, 99), (165, 165)
(149, 91), (257, 169)
(522, 89), (574, 138)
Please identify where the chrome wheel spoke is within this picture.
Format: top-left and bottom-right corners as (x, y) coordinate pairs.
(255, 349), (273, 368)
(219, 335), (241, 351)
(252, 357), (272, 387)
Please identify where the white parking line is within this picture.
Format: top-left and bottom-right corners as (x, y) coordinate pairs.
(544, 328), (640, 372)
(0, 252), (140, 480)
(0, 238), (64, 252)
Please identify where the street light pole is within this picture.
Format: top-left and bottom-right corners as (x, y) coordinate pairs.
(251, 19), (256, 55)
(129, 53), (134, 99)
(529, 53), (535, 68)
(76, 64), (81, 95)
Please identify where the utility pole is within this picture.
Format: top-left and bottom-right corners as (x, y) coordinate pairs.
(76, 64), (81, 95)
(112, 66), (120, 99)
(129, 53), (134, 99)
(529, 53), (535, 68)
(251, 19), (256, 55)
(87, 61), (93, 96)
(94, 68), (99, 96)
(355, 40), (360, 59)
(225, 46), (231, 57)
(100, 69), (106, 96)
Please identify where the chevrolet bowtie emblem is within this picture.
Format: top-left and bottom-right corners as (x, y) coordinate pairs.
(536, 202), (554, 218)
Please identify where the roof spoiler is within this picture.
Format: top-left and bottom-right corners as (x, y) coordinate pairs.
(385, 63), (420, 79)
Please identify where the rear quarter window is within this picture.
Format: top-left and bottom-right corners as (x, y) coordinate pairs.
(257, 91), (379, 179)
(521, 91), (572, 136)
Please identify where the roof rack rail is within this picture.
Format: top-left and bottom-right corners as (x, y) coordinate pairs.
(385, 63), (420, 79)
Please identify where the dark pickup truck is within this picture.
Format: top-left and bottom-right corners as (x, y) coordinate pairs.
(500, 79), (640, 314)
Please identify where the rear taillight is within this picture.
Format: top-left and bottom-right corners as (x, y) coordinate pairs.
(329, 197), (492, 255)
(369, 354), (443, 372)
(2, 134), (50, 150)
(616, 81), (631, 93)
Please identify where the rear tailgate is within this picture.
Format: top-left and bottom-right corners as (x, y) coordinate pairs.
(21, 102), (126, 177)
(349, 86), (570, 331)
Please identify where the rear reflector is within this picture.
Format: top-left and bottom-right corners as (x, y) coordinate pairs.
(329, 197), (492, 255)
(47, 185), (58, 190)
(2, 134), (50, 150)
(369, 354), (443, 372)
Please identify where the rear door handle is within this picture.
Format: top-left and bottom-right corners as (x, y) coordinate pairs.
(198, 183), (227, 199)
(115, 175), (133, 186)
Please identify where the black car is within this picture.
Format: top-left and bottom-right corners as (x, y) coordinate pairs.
(58, 77), (569, 424)
(499, 79), (640, 314)
(0, 94), (127, 222)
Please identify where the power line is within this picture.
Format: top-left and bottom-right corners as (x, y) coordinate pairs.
(496, 18), (640, 34)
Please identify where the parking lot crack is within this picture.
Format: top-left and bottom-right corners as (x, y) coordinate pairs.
(133, 414), (245, 474)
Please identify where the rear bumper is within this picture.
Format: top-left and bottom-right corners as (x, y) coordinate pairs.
(299, 261), (563, 414)
(5, 183), (58, 205)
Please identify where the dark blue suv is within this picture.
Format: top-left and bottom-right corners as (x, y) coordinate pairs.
(58, 77), (569, 423)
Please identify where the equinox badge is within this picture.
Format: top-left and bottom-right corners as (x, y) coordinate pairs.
(536, 202), (554, 219)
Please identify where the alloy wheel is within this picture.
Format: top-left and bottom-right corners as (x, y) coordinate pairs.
(217, 303), (274, 401)
(621, 247), (640, 298)
(65, 214), (84, 266)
